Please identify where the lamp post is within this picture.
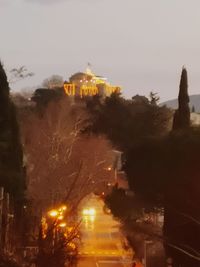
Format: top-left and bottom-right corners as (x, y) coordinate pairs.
(144, 240), (153, 267)
(0, 187), (4, 251)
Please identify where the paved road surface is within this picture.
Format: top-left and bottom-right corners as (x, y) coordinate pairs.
(77, 194), (134, 267)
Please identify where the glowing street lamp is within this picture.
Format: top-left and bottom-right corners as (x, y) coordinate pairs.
(61, 205), (67, 211)
(58, 205), (67, 213)
(58, 215), (64, 220)
(48, 209), (59, 218)
(59, 222), (67, 228)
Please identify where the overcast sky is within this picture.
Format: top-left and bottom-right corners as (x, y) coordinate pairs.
(1, 0), (200, 101)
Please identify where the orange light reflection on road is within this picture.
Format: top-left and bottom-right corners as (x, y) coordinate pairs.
(82, 208), (96, 216)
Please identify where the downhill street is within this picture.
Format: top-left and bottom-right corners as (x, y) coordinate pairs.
(77, 194), (134, 267)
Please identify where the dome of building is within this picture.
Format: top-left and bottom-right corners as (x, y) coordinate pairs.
(69, 72), (93, 84)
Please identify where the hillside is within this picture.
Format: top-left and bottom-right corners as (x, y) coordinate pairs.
(161, 94), (200, 113)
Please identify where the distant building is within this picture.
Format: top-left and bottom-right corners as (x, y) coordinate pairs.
(63, 66), (121, 98)
(30, 66), (122, 107)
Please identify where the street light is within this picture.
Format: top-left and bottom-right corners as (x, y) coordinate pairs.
(59, 205), (67, 211)
(48, 204), (67, 218)
(48, 209), (59, 218)
(144, 240), (153, 267)
(58, 215), (64, 221)
(59, 222), (67, 228)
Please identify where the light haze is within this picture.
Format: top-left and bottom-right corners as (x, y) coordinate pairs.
(1, 0), (200, 101)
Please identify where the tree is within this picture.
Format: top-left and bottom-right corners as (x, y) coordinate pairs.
(42, 75), (64, 89)
(173, 67), (190, 130)
(163, 129), (200, 267)
(124, 137), (166, 204)
(9, 66), (34, 84)
(0, 61), (26, 253)
(0, 61), (25, 200)
(123, 129), (200, 267)
(191, 105), (195, 113)
(31, 88), (64, 110)
(86, 92), (172, 151)
(19, 98), (113, 213)
(149, 91), (160, 106)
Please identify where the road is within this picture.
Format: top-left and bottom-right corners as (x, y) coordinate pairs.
(77, 194), (134, 267)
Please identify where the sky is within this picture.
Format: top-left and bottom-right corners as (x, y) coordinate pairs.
(0, 0), (200, 101)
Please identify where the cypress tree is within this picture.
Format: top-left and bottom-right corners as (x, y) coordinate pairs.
(0, 61), (25, 204)
(172, 67), (190, 130)
(191, 105), (195, 113)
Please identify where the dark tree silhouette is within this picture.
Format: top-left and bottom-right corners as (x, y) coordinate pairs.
(149, 91), (160, 105)
(191, 105), (195, 113)
(173, 67), (190, 130)
(86, 92), (171, 151)
(0, 62), (26, 248)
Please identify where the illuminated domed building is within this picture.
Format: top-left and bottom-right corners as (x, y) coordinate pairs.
(64, 66), (121, 98)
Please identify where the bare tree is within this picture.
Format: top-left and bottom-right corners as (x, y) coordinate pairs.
(9, 66), (34, 84)
(42, 75), (64, 89)
(20, 98), (113, 213)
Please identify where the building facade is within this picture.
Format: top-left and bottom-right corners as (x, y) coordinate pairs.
(64, 66), (121, 98)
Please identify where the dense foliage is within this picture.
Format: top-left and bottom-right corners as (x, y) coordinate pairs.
(86, 92), (172, 151)
(0, 62), (25, 202)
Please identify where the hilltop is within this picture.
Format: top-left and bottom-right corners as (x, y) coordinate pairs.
(161, 94), (200, 112)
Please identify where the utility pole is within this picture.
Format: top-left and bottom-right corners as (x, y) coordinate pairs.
(4, 192), (10, 254)
(0, 187), (4, 251)
(144, 240), (152, 267)
(112, 150), (122, 183)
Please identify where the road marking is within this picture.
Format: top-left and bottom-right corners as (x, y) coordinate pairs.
(98, 260), (123, 263)
(98, 260), (134, 264)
